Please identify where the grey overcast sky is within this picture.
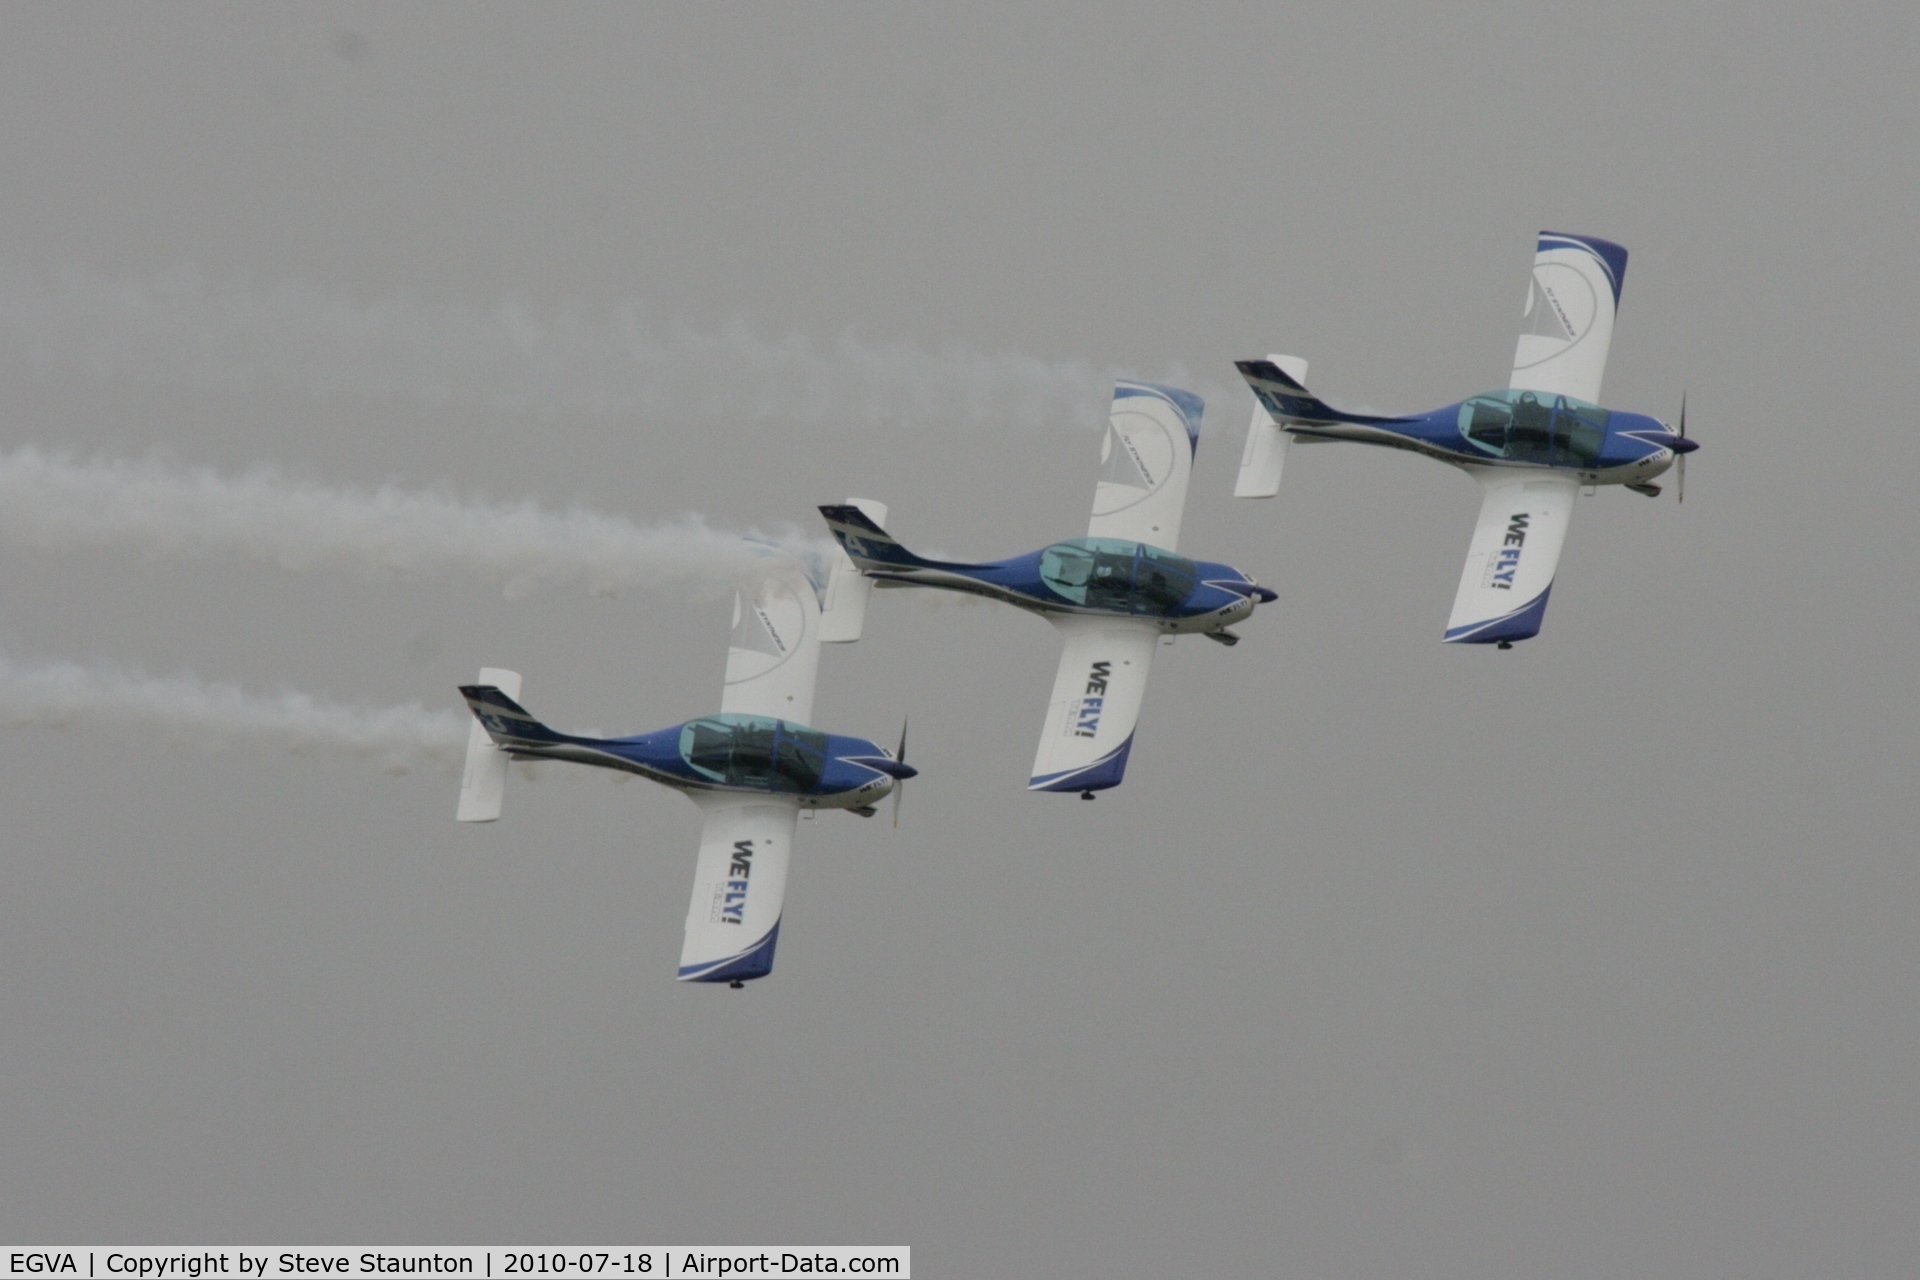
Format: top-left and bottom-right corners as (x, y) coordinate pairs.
(2, 4), (1917, 1274)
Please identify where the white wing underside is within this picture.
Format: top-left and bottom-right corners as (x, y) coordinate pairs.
(679, 795), (798, 981)
(1028, 616), (1159, 791)
(1087, 384), (1200, 550)
(1446, 470), (1580, 643)
(720, 568), (823, 724)
(1510, 235), (1624, 404)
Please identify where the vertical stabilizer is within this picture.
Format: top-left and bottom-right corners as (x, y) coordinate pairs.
(818, 498), (888, 643)
(456, 667), (521, 822)
(1234, 355), (1306, 498)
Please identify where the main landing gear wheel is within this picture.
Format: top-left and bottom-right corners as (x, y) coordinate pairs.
(1081, 790), (1096, 800)
(729, 980), (745, 989)
(1498, 641), (1512, 650)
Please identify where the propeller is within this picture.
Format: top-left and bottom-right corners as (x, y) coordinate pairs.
(1676, 392), (1688, 503)
(891, 715), (908, 828)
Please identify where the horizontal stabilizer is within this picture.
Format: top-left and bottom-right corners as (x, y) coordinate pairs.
(456, 667), (521, 823)
(1234, 355), (1306, 498)
(818, 498), (888, 643)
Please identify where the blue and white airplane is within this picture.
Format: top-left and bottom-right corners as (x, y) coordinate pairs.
(1234, 232), (1696, 646)
(454, 559), (913, 987)
(820, 381), (1276, 797)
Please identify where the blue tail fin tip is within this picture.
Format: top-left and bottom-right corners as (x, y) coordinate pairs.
(458, 684), (534, 718)
(818, 504), (942, 571)
(458, 685), (565, 744)
(817, 503), (885, 536)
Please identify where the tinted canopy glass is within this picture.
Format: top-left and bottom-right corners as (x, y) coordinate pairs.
(1456, 390), (1608, 467)
(1038, 539), (1198, 616)
(678, 714), (827, 792)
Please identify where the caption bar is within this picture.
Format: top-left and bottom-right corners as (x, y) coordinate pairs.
(6, 1253), (907, 1280)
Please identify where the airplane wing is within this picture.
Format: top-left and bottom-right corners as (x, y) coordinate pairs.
(1028, 616), (1160, 792)
(678, 795), (799, 983)
(719, 567), (823, 724)
(1510, 232), (1628, 404)
(1087, 381), (1203, 551)
(1444, 470), (1581, 644)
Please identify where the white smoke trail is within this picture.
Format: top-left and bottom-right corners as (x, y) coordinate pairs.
(0, 446), (824, 597)
(0, 654), (467, 773)
(0, 263), (1234, 430)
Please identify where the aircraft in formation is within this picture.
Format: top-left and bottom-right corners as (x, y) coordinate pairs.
(1232, 231), (1696, 646)
(455, 554), (913, 986)
(820, 380), (1276, 798)
(457, 231), (1691, 984)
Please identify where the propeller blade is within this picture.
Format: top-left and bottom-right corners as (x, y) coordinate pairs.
(892, 715), (908, 829)
(1677, 391), (1688, 503)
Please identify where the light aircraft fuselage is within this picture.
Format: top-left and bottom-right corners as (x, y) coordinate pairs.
(460, 690), (910, 812)
(820, 377), (1276, 796)
(821, 511), (1275, 636)
(1244, 379), (1689, 490)
(1235, 232), (1699, 646)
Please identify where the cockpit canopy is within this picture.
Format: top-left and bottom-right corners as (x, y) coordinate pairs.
(1038, 538), (1198, 616)
(678, 713), (828, 792)
(1457, 389), (1608, 467)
